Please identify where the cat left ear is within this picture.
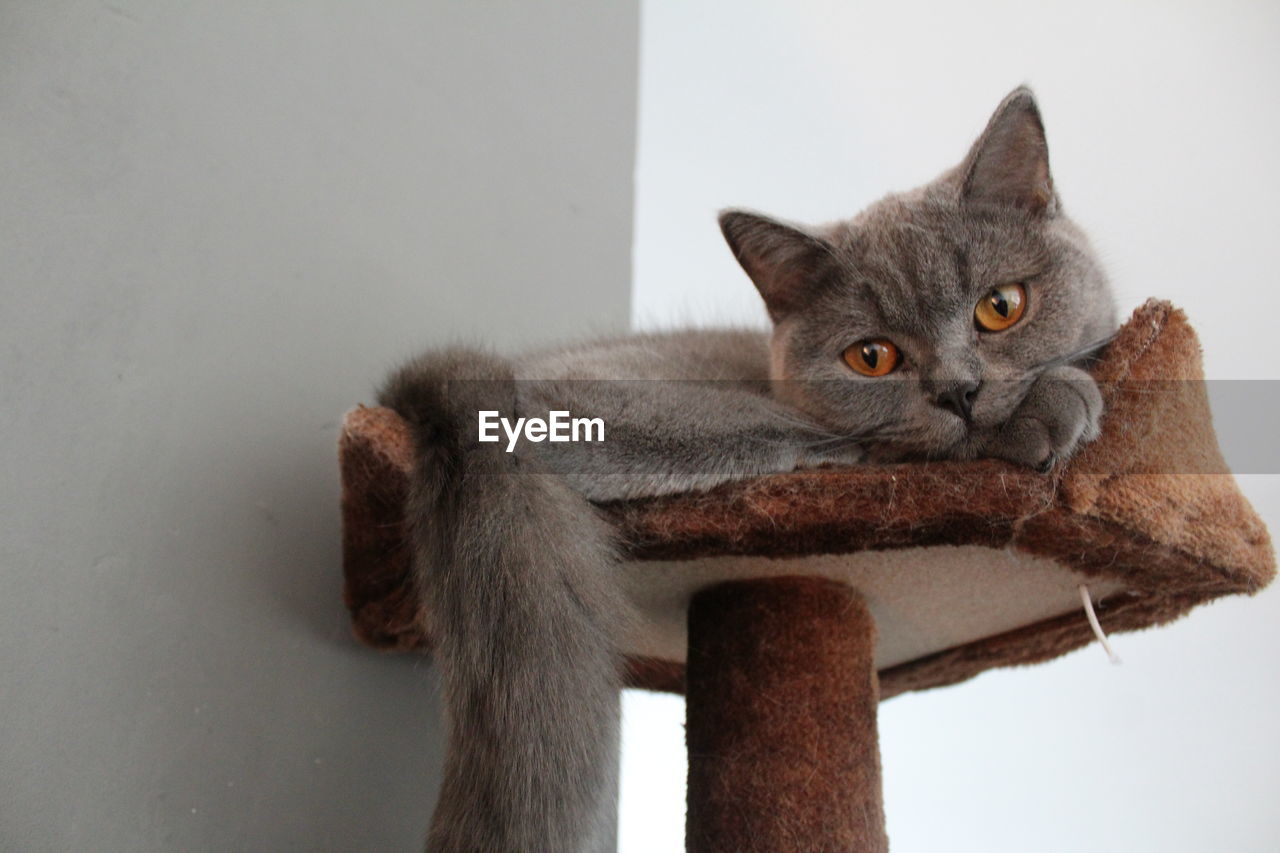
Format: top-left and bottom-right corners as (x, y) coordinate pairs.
(960, 86), (1056, 215)
(720, 210), (833, 320)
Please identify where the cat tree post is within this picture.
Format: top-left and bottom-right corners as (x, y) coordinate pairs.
(685, 577), (886, 853)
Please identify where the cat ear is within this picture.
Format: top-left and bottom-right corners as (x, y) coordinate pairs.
(719, 210), (833, 320)
(959, 87), (1056, 215)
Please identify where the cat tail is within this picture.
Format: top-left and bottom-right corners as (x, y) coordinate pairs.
(378, 348), (627, 853)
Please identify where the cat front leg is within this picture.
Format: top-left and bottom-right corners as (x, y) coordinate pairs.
(525, 381), (845, 502)
(796, 440), (868, 471)
(981, 365), (1103, 472)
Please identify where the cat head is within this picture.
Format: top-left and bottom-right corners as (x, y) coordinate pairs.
(720, 86), (1116, 459)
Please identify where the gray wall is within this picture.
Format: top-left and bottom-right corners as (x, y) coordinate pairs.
(0, 2), (637, 850)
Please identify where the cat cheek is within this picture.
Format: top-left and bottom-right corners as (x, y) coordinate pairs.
(970, 405), (1006, 431)
(920, 408), (970, 449)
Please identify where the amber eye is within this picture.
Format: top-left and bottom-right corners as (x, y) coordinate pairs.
(842, 339), (900, 377)
(975, 283), (1027, 331)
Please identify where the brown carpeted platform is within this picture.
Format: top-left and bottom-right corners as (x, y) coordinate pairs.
(339, 299), (1274, 700)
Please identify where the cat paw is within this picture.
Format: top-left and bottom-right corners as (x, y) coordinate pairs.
(986, 366), (1103, 471)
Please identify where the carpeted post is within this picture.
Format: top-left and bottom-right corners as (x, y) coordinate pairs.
(685, 576), (886, 853)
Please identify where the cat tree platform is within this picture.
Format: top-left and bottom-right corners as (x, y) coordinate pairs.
(339, 300), (1273, 852)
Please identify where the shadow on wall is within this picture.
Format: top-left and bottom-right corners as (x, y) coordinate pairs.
(232, 422), (448, 849)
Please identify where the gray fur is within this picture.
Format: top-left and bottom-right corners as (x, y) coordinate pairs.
(379, 86), (1116, 852)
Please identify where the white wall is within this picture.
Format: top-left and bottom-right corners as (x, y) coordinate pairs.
(622, 1), (1280, 851)
(0, 2), (637, 850)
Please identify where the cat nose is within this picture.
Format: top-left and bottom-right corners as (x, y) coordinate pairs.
(934, 380), (979, 422)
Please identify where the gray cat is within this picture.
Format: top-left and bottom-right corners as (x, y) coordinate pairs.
(378, 87), (1116, 852)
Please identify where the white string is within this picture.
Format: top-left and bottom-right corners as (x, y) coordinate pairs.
(1079, 585), (1121, 665)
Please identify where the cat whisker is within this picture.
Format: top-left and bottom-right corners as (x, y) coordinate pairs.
(1028, 334), (1117, 375)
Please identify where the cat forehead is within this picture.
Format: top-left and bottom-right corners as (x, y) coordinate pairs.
(830, 194), (952, 259)
(815, 273), (962, 342)
(820, 219), (1043, 337)
(833, 197), (1044, 281)
(823, 221), (962, 325)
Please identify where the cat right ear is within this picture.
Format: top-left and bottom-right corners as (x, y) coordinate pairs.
(719, 210), (832, 320)
(959, 87), (1056, 215)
